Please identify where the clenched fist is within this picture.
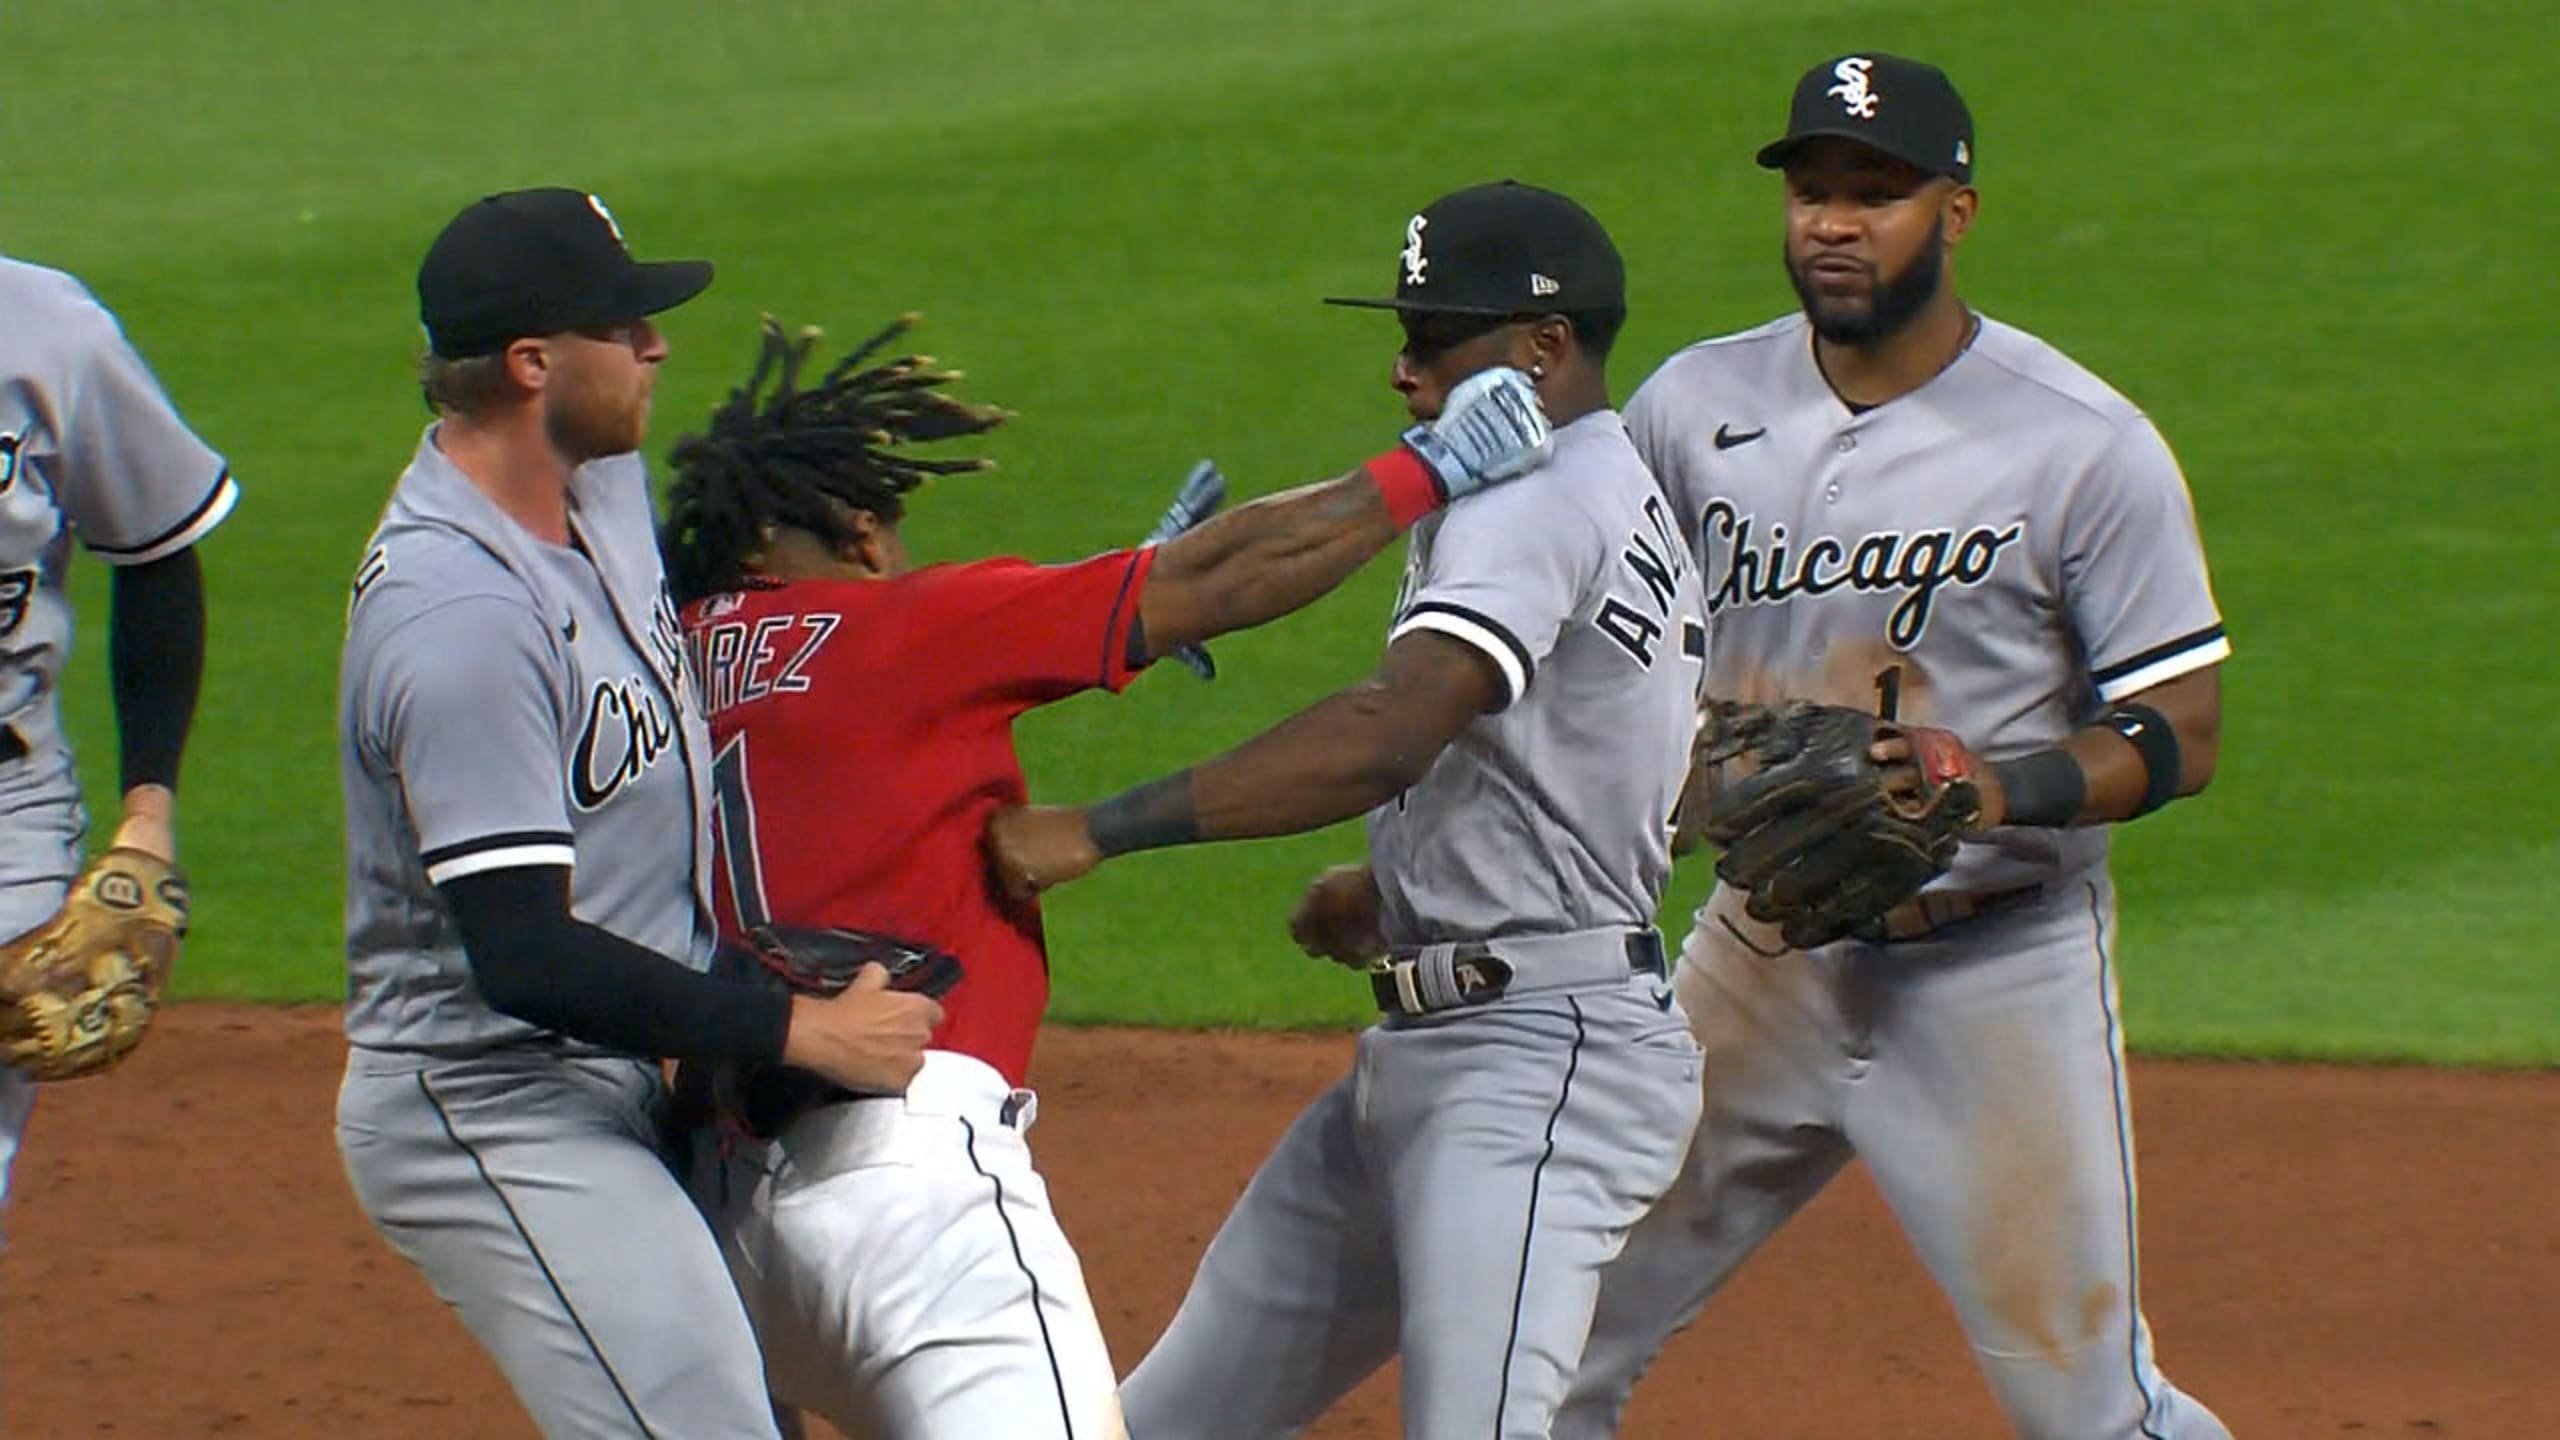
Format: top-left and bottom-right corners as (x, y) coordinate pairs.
(984, 805), (1102, 902)
(1288, 863), (1387, 969)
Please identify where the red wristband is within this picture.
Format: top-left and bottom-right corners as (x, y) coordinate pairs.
(1364, 447), (1443, 529)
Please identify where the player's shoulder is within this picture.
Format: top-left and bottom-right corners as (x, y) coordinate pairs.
(0, 256), (129, 362)
(1961, 316), (2150, 432)
(347, 525), (540, 638)
(1635, 314), (1809, 396)
(1439, 410), (1638, 548)
(344, 489), (549, 663)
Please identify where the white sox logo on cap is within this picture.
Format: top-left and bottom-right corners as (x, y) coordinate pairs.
(1401, 214), (1429, 286)
(1827, 57), (1879, 118)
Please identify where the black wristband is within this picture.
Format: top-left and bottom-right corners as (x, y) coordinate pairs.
(1085, 771), (1201, 858)
(2097, 702), (2182, 817)
(1989, 748), (2087, 828)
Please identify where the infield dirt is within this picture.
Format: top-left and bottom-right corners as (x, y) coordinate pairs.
(5, 1009), (2550, 1436)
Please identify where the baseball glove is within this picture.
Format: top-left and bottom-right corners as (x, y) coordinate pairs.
(1691, 700), (1982, 950)
(689, 925), (962, 1140)
(0, 848), (189, 1080)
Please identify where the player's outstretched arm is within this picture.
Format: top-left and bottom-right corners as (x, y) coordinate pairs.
(1134, 366), (1551, 657)
(985, 630), (1502, 898)
(104, 548), (207, 862)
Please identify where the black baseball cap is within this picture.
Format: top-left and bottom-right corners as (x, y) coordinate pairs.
(1324, 180), (1624, 318)
(1756, 54), (1974, 184)
(418, 187), (714, 359)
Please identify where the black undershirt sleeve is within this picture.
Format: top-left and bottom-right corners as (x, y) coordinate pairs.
(439, 865), (790, 1066)
(109, 549), (206, 792)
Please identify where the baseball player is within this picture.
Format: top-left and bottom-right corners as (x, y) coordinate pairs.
(987, 181), (1711, 1440)
(334, 189), (938, 1439)
(655, 311), (1550, 1440)
(0, 254), (234, 1207)
(1552, 56), (2235, 1439)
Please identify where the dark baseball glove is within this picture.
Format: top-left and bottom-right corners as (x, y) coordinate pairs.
(1691, 700), (1983, 950)
(0, 848), (189, 1080)
(685, 925), (962, 1140)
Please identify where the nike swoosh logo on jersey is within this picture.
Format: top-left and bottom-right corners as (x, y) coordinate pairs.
(1712, 423), (1766, 450)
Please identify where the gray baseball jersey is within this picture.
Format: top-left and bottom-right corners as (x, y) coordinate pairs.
(1370, 408), (1710, 941)
(1122, 409), (1711, 1440)
(1628, 312), (2228, 893)
(1557, 310), (2235, 1440)
(338, 427), (714, 1056)
(0, 258), (235, 896)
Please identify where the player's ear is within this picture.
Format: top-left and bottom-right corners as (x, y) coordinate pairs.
(1522, 315), (1572, 380)
(501, 337), (552, 396)
(1941, 183), (1978, 248)
(844, 508), (899, 576)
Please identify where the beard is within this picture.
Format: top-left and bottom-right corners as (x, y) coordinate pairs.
(545, 385), (648, 462)
(1788, 217), (1946, 346)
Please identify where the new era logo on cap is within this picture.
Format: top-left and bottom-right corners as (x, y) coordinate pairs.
(1324, 180), (1625, 319)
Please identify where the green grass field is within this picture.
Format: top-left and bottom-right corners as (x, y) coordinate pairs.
(9, 1), (2553, 1063)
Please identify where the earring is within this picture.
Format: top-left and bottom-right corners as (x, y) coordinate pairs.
(1530, 362), (1547, 380)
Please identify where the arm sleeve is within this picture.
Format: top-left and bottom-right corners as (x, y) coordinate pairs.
(108, 550), (205, 791)
(916, 549), (1158, 708)
(1388, 488), (1599, 710)
(2061, 417), (2232, 701)
(48, 298), (237, 565)
(441, 865), (789, 1065)
(368, 594), (580, 883)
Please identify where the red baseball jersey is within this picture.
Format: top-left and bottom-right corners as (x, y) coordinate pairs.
(684, 549), (1156, 1085)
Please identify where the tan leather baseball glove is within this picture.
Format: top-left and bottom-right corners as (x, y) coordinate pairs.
(0, 848), (188, 1080)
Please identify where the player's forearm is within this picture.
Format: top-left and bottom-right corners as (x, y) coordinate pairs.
(1091, 685), (1438, 854)
(441, 866), (790, 1064)
(1139, 470), (1402, 654)
(108, 549), (205, 794)
(1990, 668), (2221, 827)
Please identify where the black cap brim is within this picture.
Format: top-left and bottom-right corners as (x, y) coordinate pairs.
(1321, 295), (1525, 317)
(599, 258), (715, 325)
(1756, 130), (1953, 177)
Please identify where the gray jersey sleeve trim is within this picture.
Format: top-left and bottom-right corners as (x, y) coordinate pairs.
(422, 836), (580, 887)
(2090, 621), (2229, 701)
(1393, 601), (1532, 708)
(87, 469), (239, 566)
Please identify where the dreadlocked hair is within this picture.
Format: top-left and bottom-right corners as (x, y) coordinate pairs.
(661, 313), (1009, 605)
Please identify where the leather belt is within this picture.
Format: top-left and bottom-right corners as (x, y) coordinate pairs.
(1863, 885), (2044, 943)
(1370, 929), (1665, 1018)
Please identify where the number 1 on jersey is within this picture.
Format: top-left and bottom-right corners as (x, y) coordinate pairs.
(711, 733), (772, 930)
(1873, 664), (1904, 721)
